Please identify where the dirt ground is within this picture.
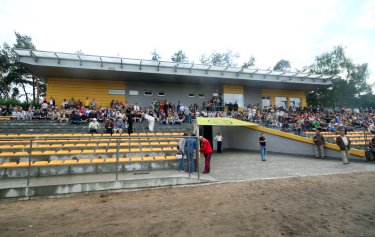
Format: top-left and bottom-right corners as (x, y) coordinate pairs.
(1, 172), (375, 237)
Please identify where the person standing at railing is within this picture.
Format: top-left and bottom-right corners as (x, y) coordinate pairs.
(185, 134), (198, 173)
(336, 130), (351, 165)
(200, 136), (213, 174)
(313, 131), (326, 159)
(177, 133), (188, 172)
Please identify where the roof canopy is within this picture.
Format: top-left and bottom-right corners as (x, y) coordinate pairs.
(14, 49), (336, 91)
(196, 117), (258, 127)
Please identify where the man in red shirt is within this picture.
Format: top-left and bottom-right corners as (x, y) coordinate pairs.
(199, 136), (213, 174)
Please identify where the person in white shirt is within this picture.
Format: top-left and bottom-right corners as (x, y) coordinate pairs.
(368, 121), (375, 134)
(133, 103), (140, 112)
(144, 109), (155, 132)
(88, 118), (100, 134)
(336, 129), (351, 165)
(12, 110), (19, 120)
(61, 99), (68, 109)
(214, 132), (223, 153)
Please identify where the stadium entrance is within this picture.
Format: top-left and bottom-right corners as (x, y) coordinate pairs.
(195, 118), (258, 151)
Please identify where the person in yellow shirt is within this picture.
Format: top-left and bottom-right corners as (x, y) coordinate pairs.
(84, 97), (90, 109)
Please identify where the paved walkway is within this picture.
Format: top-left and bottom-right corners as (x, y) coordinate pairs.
(203, 151), (375, 182)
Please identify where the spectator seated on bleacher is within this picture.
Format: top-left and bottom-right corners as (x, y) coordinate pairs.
(133, 110), (143, 123)
(159, 111), (167, 125)
(47, 109), (54, 120)
(58, 109), (69, 122)
(88, 118), (100, 133)
(32, 109), (40, 119)
(98, 111), (105, 123)
(368, 121), (375, 134)
(80, 113), (89, 124)
(173, 113), (182, 125)
(178, 112), (186, 123)
(76, 99), (83, 108)
(12, 109), (19, 120)
(104, 117), (115, 134)
(114, 117), (126, 134)
(70, 111), (81, 124)
(25, 109), (33, 120)
(50, 109), (58, 120)
(41, 98), (48, 116)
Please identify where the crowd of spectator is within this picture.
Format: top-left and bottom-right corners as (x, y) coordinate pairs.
(1, 96), (375, 137)
(194, 103), (375, 135)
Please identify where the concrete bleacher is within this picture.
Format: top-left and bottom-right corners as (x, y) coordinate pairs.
(0, 135), (180, 162)
(0, 119), (193, 134)
(0, 120), (195, 178)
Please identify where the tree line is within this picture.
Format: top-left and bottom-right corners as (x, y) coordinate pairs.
(1, 32), (374, 108)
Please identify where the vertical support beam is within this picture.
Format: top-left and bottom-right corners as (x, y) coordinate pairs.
(30, 51), (38, 62)
(221, 65), (228, 76)
(196, 131), (200, 179)
(205, 65), (211, 75)
(54, 53), (60, 64)
(26, 140), (33, 198)
(77, 55), (82, 66)
(116, 138), (119, 181)
(189, 63), (194, 73)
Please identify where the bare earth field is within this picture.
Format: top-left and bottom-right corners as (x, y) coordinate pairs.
(1, 172), (375, 237)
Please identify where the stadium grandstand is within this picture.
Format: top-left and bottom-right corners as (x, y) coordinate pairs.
(0, 49), (373, 198)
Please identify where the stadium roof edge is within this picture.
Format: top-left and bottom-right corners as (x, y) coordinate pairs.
(14, 49), (340, 79)
(14, 49), (336, 89)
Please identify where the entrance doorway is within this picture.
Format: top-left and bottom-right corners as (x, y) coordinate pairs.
(200, 125), (213, 147)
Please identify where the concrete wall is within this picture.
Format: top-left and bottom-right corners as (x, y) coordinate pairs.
(126, 82), (220, 108)
(244, 87), (262, 106)
(210, 126), (363, 159)
(47, 78), (126, 108)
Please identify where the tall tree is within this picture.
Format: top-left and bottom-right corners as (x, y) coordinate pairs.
(0, 32), (41, 102)
(171, 50), (188, 63)
(151, 49), (161, 61)
(242, 56), (256, 69)
(200, 50), (240, 66)
(13, 32), (35, 49)
(306, 46), (371, 107)
(273, 59), (291, 71)
(0, 43), (14, 99)
(14, 32), (42, 102)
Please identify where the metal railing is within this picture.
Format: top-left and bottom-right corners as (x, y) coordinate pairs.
(0, 134), (202, 198)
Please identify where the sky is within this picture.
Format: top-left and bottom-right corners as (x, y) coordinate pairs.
(1, 0), (374, 85)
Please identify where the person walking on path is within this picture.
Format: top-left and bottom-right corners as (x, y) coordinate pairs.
(259, 133), (267, 161)
(185, 134), (198, 173)
(214, 132), (223, 153)
(200, 136), (213, 174)
(313, 131), (326, 159)
(336, 130), (351, 165)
